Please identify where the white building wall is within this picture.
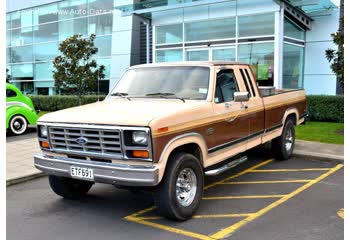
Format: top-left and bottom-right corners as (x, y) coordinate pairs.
(304, 9), (339, 95)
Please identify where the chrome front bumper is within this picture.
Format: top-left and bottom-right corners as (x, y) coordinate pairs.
(34, 153), (159, 186)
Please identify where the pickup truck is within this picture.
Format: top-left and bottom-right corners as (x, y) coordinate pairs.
(34, 62), (307, 221)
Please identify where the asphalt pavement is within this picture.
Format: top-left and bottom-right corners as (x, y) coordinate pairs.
(7, 155), (344, 240)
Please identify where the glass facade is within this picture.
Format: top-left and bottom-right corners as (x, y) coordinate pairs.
(6, 0), (113, 95)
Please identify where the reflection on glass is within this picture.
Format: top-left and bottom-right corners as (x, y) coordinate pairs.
(33, 22), (59, 43)
(283, 43), (304, 89)
(33, 4), (58, 25)
(88, 0), (113, 15)
(58, 0), (88, 20)
(34, 42), (58, 62)
(284, 18), (305, 40)
(156, 49), (183, 62)
(238, 13), (274, 37)
(11, 27), (33, 46)
(11, 45), (33, 63)
(59, 17), (88, 40)
(12, 64), (34, 81)
(238, 43), (274, 84)
(212, 48), (235, 61)
(186, 50), (209, 61)
(35, 62), (54, 80)
(95, 58), (111, 78)
(156, 24), (183, 44)
(185, 18), (235, 42)
(88, 14), (113, 35)
(94, 36), (112, 57)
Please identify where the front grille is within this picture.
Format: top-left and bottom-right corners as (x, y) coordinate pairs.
(48, 126), (123, 158)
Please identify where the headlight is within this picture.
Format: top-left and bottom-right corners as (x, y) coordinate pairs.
(132, 131), (148, 146)
(39, 125), (48, 138)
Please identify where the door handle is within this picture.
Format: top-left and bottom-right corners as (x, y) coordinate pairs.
(241, 103), (248, 110)
(226, 117), (236, 123)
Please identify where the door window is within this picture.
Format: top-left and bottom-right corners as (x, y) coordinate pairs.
(215, 69), (238, 103)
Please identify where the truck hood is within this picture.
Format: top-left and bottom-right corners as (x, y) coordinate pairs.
(38, 98), (207, 126)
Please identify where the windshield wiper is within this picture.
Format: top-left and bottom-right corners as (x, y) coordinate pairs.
(145, 92), (185, 102)
(110, 92), (130, 100)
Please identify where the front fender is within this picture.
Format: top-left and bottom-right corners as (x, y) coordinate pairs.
(6, 105), (39, 129)
(155, 132), (208, 182)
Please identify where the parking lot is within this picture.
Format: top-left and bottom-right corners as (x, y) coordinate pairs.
(7, 153), (343, 240)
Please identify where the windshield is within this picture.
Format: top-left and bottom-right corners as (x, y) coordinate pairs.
(109, 66), (210, 100)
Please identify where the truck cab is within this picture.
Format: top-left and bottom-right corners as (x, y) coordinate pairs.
(34, 62), (306, 220)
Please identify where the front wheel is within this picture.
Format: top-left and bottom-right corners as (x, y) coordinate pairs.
(9, 115), (28, 135)
(154, 152), (204, 221)
(48, 175), (94, 199)
(272, 119), (295, 160)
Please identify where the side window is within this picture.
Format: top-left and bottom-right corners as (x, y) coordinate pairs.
(6, 89), (17, 98)
(215, 69), (238, 103)
(239, 68), (252, 97)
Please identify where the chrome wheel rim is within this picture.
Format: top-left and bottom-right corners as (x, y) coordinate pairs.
(285, 127), (294, 152)
(176, 168), (197, 207)
(11, 116), (27, 134)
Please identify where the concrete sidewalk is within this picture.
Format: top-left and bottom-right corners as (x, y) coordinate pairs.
(6, 133), (344, 186)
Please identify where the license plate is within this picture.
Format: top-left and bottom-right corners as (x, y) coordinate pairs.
(70, 166), (94, 180)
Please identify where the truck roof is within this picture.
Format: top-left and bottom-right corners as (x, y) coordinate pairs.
(130, 61), (250, 69)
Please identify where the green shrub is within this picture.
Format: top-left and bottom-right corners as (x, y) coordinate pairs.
(306, 95), (344, 123)
(29, 95), (106, 112)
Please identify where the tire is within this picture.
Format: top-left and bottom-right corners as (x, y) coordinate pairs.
(154, 152), (204, 221)
(9, 115), (28, 135)
(272, 119), (295, 160)
(48, 175), (93, 199)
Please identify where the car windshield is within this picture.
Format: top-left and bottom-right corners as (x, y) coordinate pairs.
(109, 66), (210, 100)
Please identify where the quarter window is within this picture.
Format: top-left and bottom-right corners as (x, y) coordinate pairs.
(215, 69), (238, 103)
(6, 89), (17, 98)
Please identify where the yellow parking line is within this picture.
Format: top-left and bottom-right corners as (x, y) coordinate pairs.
(250, 168), (332, 173)
(220, 180), (311, 184)
(125, 216), (215, 240)
(138, 213), (253, 220)
(203, 195), (286, 200)
(204, 159), (274, 190)
(210, 164), (344, 239)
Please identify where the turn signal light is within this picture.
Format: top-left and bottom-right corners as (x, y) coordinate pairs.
(132, 150), (149, 158)
(157, 127), (168, 133)
(40, 141), (50, 149)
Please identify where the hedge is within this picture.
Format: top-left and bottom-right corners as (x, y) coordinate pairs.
(29, 94), (344, 123)
(306, 95), (344, 123)
(29, 95), (106, 112)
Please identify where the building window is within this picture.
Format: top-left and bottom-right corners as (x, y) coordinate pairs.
(6, 30), (11, 47)
(6, 14), (11, 29)
(11, 64), (34, 81)
(186, 49), (209, 61)
(6, 49), (11, 64)
(156, 24), (183, 45)
(59, 17), (88, 40)
(33, 22), (59, 43)
(11, 27), (33, 46)
(284, 17), (305, 40)
(95, 58), (111, 79)
(238, 13), (274, 38)
(283, 43), (304, 89)
(238, 42), (274, 85)
(58, 0), (88, 20)
(185, 18), (235, 42)
(35, 62), (54, 80)
(33, 4), (58, 25)
(94, 36), (112, 57)
(212, 47), (235, 61)
(88, 0), (114, 15)
(88, 13), (113, 35)
(156, 49), (183, 62)
(34, 42), (58, 62)
(10, 45), (33, 63)
(11, 10), (33, 29)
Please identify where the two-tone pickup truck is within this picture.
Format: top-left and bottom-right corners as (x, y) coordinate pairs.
(34, 62), (306, 221)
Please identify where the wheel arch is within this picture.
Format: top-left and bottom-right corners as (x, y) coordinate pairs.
(156, 133), (208, 182)
(282, 108), (299, 126)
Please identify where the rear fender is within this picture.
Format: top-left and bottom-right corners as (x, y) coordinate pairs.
(6, 105), (38, 129)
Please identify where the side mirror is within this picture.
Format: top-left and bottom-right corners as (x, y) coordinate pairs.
(234, 92), (249, 102)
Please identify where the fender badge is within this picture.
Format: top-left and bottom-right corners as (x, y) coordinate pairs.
(207, 128), (214, 135)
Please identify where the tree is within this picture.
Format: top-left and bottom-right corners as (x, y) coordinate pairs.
(6, 68), (11, 83)
(53, 34), (106, 105)
(325, 0), (344, 90)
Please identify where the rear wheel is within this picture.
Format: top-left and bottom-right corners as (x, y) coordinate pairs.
(154, 152), (203, 221)
(9, 115), (28, 135)
(272, 119), (295, 160)
(48, 175), (93, 199)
